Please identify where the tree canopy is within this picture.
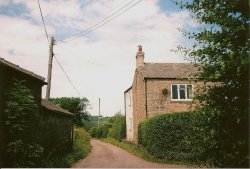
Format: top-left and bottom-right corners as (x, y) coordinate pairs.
(49, 97), (90, 127)
(175, 0), (249, 167)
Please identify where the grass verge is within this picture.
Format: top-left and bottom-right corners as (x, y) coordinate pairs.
(102, 137), (186, 165)
(43, 128), (91, 167)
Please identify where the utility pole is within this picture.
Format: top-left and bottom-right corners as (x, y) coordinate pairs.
(46, 36), (55, 101)
(98, 98), (100, 127)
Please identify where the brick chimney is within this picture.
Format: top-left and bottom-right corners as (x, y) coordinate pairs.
(136, 45), (144, 68)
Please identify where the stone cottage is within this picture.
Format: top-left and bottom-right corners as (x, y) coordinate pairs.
(0, 57), (73, 167)
(124, 46), (203, 143)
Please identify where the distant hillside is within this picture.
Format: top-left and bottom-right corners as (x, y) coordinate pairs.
(84, 116), (110, 130)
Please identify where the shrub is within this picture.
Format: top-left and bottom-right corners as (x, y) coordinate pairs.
(70, 128), (91, 161)
(191, 108), (249, 167)
(3, 80), (44, 167)
(89, 123), (111, 138)
(43, 128), (91, 167)
(88, 126), (98, 138)
(108, 114), (126, 141)
(138, 110), (249, 167)
(100, 123), (110, 138)
(138, 112), (194, 162)
(88, 113), (126, 141)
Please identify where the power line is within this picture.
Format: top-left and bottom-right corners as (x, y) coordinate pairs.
(60, 0), (143, 43)
(37, 0), (82, 98)
(37, 0), (49, 44)
(54, 55), (82, 97)
(60, 0), (136, 42)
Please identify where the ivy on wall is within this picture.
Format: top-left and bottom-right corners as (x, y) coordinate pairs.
(4, 79), (43, 167)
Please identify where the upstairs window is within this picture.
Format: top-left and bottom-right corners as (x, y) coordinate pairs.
(171, 84), (194, 100)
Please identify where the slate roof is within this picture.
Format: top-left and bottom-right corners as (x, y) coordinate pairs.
(137, 63), (198, 79)
(41, 99), (73, 116)
(0, 57), (46, 83)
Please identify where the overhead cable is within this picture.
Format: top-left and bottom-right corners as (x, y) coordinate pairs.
(37, 0), (49, 44)
(60, 0), (143, 43)
(54, 55), (82, 97)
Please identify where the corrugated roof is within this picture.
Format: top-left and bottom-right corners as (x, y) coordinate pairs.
(0, 57), (46, 82)
(137, 62), (198, 79)
(41, 99), (73, 116)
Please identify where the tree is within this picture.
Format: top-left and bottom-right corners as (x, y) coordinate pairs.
(108, 113), (126, 141)
(175, 0), (249, 167)
(4, 80), (43, 167)
(49, 97), (89, 127)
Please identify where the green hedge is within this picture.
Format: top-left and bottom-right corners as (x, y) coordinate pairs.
(138, 110), (249, 167)
(108, 115), (126, 141)
(138, 112), (195, 162)
(89, 123), (111, 138)
(88, 114), (126, 141)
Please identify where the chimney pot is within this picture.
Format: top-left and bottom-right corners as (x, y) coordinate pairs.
(136, 45), (144, 68)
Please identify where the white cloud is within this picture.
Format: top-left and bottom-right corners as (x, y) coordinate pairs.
(0, 0), (197, 116)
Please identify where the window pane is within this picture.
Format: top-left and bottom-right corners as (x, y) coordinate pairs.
(172, 85), (178, 99)
(187, 85), (193, 99)
(179, 85), (186, 99)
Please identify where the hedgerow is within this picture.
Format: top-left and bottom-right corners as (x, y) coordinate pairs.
(138, 110), (249, 167)
(108, 114), (126, 141)
(88, 113), (126, 141)
(138, 112), (195, 162)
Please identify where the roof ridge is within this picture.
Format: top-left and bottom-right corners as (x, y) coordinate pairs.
(0, 57), (46, 82)
(41, 99), (73, 115)
(137, 62), (198, 79)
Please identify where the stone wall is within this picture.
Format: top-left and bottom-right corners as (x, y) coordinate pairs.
(132, 70), (146, 143)
(146, 79), (204, 117)
(131, 75), (207, 143)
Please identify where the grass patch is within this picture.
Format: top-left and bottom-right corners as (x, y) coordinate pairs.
(102, 137), (186, 165)
(43, 128), (91, 167)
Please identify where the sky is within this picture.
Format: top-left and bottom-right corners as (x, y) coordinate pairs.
(0, 0), (198, 117)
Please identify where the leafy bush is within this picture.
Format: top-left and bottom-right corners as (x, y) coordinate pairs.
(43, 128), (91, 167)
(88, 126), (98, 138)
(88, 113), (126, 141)
(108, 114), (126, 141)
(84, 116), (110, 131)
(89, 123), (110, 138)
(138, 112), (194, 162)
(3, 80), (44, 167)
(138, 110), (249, 167)
(191, 107), (249, 167)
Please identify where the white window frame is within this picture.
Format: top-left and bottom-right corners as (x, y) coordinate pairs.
(171, 84), (194, 101)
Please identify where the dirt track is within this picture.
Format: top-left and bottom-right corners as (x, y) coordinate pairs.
(72, 140), (185, 168)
